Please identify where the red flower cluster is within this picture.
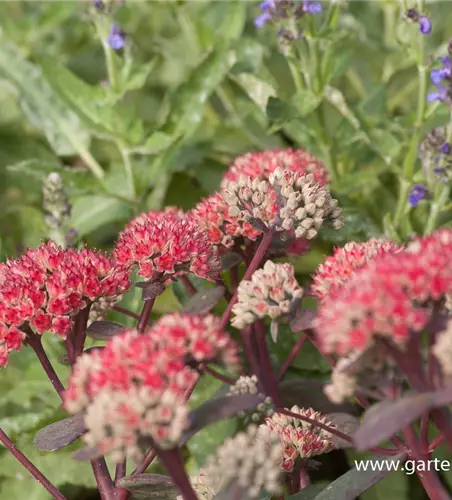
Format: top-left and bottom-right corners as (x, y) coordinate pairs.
(0, 242), (130, 366)
(315, 229), (452, 355)
(312, 239), (403, 301)
(126, 206), (184, 229)
(114, 215), (220, 281)
(147, 313), (240, 372)
(221, 149), (328, 188)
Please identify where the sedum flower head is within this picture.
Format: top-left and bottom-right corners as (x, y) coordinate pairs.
(203, 425), (283, 498)
(315, 229), (452, 356)
(127, 207), (184, 229)
(222, 169), (343, 240)
(0, 242), (130, 366)
(262, 406), (335, 472)
(148, 313), (240, 373)
(114, 215), (220, 282)
(228, 375), (274, 422)
(221, 149), (328, 188)
(231, 261), (303, 329)
(312, 239), (403, 301)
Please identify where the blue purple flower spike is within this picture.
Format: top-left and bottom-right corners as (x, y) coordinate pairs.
(107, 24), (125, 50)
(303, 0), (322, 14)
(428, 57), (451, 104)
(408, 184), (427, 207)
(419, 15), (432, 35)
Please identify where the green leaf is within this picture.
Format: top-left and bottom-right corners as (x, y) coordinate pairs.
(0, 29), (91, 158)
(164, 43), (234, 139)
(119, 474), (179, 500)
(70, 195), (132, 237)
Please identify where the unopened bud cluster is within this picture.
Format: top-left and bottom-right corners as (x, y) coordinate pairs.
(262, 406), (335, 472)
(89, 294), (123, 323)
(42, 172), (71, 230)
(178, 472), (216, 500)
(231, 261), (303, 329)
(222, 169), (343, 241)
(228, 375), (274, 422)
(203, 425), (283, 498)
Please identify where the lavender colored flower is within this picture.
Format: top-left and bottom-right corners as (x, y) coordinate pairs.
(303, 0), (322, 14)
(419, 15), (432, 35)
(92, 0), (104, 10)
(254, 0), (275, 28)
(430, 57), (452, 85)
(427, 84), (447, 103)
(440, 142), (451, 154)
(107, 24), (125, 51)
(408, 184), (427, 207)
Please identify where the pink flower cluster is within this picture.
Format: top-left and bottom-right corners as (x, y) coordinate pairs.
(147, 313), (240, 372)
(262, 406), (335, 473)
(314, 229), (452, 355)
(191, 149), (329, 253)
(0, 242), (130, 366)
(65, 313), (239, 459)
(114, 216), (220, 281)
(312, 239), (403, 301)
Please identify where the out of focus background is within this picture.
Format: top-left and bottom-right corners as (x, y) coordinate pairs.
(0, 1), (452, 498)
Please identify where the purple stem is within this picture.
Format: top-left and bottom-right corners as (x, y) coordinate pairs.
(153, 447), (198, 500)
(201, 364), (236, 385)
(114, 461), (129, 500)
(137, 298), (155, 333)
(240, 326), (261, 377)
(278, 334), (306, 380)
(180, 275), (197, 296)
(220, 230), (274, 330)
(254, 320), (282, 407)
(0, 428), (66, 500)
(26, 331), (65, 399)
(113, 305), (140, 321)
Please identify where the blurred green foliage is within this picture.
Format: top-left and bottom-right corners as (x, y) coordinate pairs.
(1, 1), (452, 498)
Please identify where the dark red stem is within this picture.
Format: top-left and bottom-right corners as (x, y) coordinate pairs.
(220, 230), (274, 330)
(277, 334), (306, 380)
(254, 320), (282, 407)
(91, 459), (117, 500)
(114, 461), (129, 500)
(137, 298), (155, 333)
(26, 332), (65, 399)
(0, 428), (66, 500)
(113, 305), (140, 321)
(240, 326), (261, 377)
(153, 447), (198, 500)
(132, 449), (157, 475)
(230, 266), (239, 292)
(201, 364), (235, 385)
(305, 329), (336, 367)
(180, 275), (197, 296)
(403, 425), (450, 500)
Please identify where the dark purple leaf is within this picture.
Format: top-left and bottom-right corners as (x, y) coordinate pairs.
(34, 413), (86, 451)
(86, 320), (126, 341)
(183, 286), (225, 315)
(290, 308), (316, 332)
(354, 393), (435, 450)
(220, 252), (243, 270)
(279, 379), (360, 416)
(288, 453), (406, 500)
(73, 445), (102, 461)
(141, 282), (166, 301)
(182, 394), (265, 444)
(119, 474), (178, 500)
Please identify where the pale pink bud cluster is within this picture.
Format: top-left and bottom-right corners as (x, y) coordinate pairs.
(312, 239), (403, 301)
(114, 215), (220, 281)
(178, 472), (217, 500)
(315, 229), (452, 355)
(228, 375), (274, 422)
(231, 261), (303, 329)
(0, 242), (130, 366)
(65, 327), (198, 460)
(203, 425), (283, 498)
(262, 406), (335, 472)
(222, 170), (343, 240)
(147, 313), (240, 372)
(89, 294), (124, 323)
(221, 149), (329, 188)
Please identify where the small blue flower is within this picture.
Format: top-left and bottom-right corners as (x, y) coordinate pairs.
(259, 0), (275, 10)
(419, 15), (432, 35)
(440, 142), (451, 154)
(427, 84), (447, 103)
(303, 0), (322, 14)
(430, 57), (452, 85)
(408, 184), (427, 207)
(107, 24), (125, 51)
(254, 11), (272, 28)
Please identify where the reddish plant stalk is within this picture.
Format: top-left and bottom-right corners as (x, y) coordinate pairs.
(220, 229), (274, 330)
(113, 305), (140, 321)
(278, 334), (306, 381)
(153, 447), (198, 500)
(91, 459), (117, 500)
(403, 425), (450, 500)
(229, 265), (240, 292)
(180, 275), (197, 296)
(429, 435), (445, 452)
(0, 428), (66, 500)
(26, 332), (66, 399)
(137, 298), (155, 333)
(254, 320), (282, 407)
(114, 461), (129, 500)
(240, 326), (261, 377)
(305, 329), (336, 367)
(201, 364), (235, 385)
